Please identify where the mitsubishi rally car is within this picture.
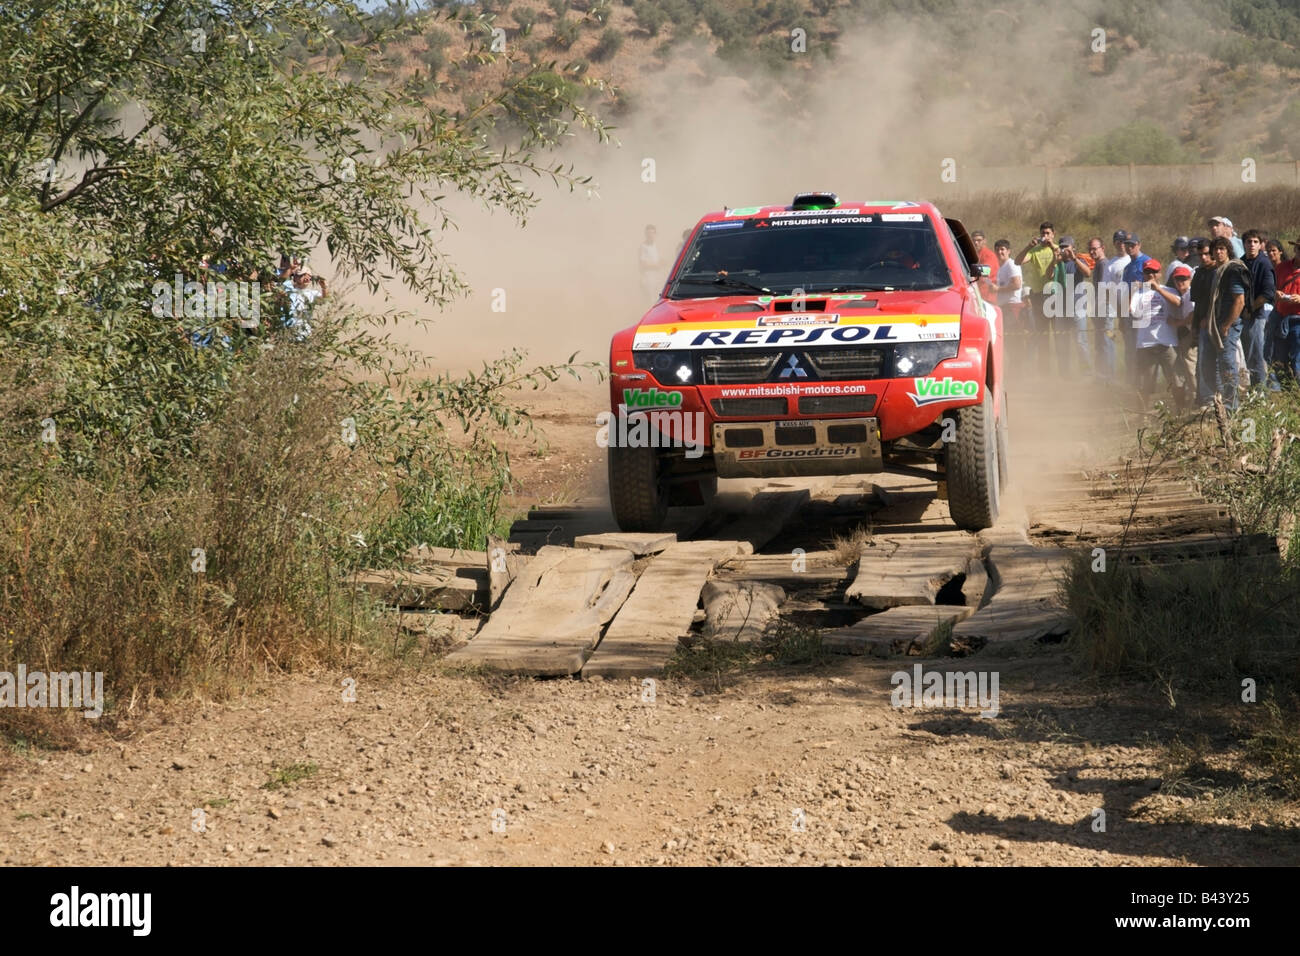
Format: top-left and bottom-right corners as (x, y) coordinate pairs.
(606, 192), (1008, 532)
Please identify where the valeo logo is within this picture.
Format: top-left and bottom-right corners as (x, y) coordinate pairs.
(623, 387), (684, 408)
(907, 377), (979, 407)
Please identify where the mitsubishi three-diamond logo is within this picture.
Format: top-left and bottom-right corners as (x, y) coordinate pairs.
(779, 354), (807, 378)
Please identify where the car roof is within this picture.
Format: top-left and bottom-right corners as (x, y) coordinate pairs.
(695, 200), (943, 224)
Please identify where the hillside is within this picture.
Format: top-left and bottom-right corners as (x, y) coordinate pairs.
(321, 0), (1300, 166)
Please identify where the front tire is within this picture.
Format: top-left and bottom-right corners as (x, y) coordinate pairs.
(946, 389), (1001, 531)
(608, 445), (668, 531)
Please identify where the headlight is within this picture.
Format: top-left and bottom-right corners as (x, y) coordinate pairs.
(634, 350), (696, 384)
(892, 340), (959, 377)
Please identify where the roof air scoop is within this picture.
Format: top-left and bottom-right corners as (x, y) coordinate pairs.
(790, 191), (839, 210)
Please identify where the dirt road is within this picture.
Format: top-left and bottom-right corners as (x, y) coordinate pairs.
(4, 376), (1297, 866)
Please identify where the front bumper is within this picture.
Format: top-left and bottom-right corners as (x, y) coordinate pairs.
(712, 418), (884, 477)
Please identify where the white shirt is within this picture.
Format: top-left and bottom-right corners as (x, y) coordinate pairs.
(1129, 286), (1179, 348)
(638, 242), (660, 273)
(1102, 254), (1130, 316)
(996, 260), (1023, 305)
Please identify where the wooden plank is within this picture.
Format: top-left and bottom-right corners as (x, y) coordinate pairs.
(701, 580), (785, 641)
(574, 531), (677, 556)
(352, 567), (486, 610)
(823, 605), (974, 657)
(403, 544), (491, 568)
(487, 533), (530, 611)
(950, 545), (1075, 653)
(845, 532), (980, 609)
(445, 547), (636, 676)
(715, 550), (850, 589)
(962, 556), (989, 608)
(581, 540), (749, 678)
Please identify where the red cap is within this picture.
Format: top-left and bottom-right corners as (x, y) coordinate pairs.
(1143, 258), (1162, 273)
(1171, 264), (1192, 279)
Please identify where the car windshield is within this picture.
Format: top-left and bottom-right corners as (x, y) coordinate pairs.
(668, 214), (952, 299)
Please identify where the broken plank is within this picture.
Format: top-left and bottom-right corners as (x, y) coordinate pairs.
(446, 547), (636, 676)
(582, 540), (749, 678)
(846, 532), (980, 609)
(822, 605), (974, 657)
(950, 545), (1074, 653)
(574, 531), (677, 556)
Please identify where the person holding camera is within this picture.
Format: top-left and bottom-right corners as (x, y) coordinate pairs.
(1055, 236), (1094, 377)
(1015, 222), (1059, 369)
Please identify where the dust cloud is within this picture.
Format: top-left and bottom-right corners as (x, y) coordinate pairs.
(344, 2), (1158, 372)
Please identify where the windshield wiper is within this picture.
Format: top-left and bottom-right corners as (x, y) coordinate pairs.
(709, 273), (772, 295)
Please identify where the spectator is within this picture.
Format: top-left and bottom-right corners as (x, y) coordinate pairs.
(639, 225), (662, 301)
(1015, 222), (1059, 366)
(1084, 237), (1108, 380)
(1054, 235), (1093, 376)
(1274, 238), (1300, 382)
(1120, 234), (1153, 384)
(281, 264), (325, 340)
(1240, 229), (1277, 390)
(1205, 236), (1250, 411)
(1165, 264), (1197, 407)
(1130, 259), (1188, 408)
(1188, 239), (1217, 406)
(994, 239), (1024, 360)
(1164, 236), (1194, 282)
(1098, 229), (1131, 382)
(1208, 216), (1244, 258)
(971, 230), (999, 304)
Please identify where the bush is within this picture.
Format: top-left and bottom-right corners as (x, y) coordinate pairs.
(633, 1), (668, 36)
(590, 26), (624, 61)
(1074, 121), (1194, 165)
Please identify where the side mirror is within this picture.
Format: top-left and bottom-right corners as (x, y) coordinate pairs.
(972, 263), (991, 279)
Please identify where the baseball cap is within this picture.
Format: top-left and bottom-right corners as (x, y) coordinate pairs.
(1124, 233), (1141, 244)
(1172, 236), (1190, 250)
(1143, 258), (1162, 273)
(1208, 216), (1233, 228)
(1171, 264), (1192, 279)
(1058, 235), (1075, 247)
(1112, 229), (1129, 242)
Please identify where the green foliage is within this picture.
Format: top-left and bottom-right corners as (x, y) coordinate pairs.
(551, 16), (582, 49)
(0, 0), (610, 705)
(591, 26), (625, 62)
(1074, 121), (1194, 165)
(633, 1), (669, 36)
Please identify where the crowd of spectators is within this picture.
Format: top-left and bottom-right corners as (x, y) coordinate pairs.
(178, 252), (328, 349)
(982, 215), (1300, 412)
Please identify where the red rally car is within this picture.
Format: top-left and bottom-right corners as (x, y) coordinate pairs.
(606, 192), (1008, 532)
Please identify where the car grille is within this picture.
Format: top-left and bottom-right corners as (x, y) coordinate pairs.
(797, 395), (878, 415)
(802, 348), (886, 379)
(701, 351), (782, 384)
(710, 398), (789, 417)
(700, 347), (890, 385)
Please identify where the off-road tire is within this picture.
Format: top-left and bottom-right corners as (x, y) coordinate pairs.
(946, 389), (1000, 530)
(995, 386), (1010, 490)
(608, 445), (668, 531)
